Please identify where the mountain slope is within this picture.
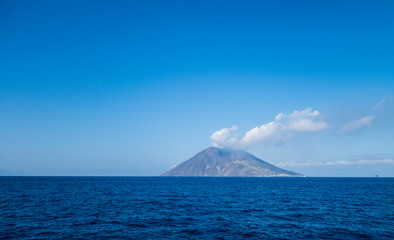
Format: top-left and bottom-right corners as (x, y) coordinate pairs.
(161, 147), (303, 177)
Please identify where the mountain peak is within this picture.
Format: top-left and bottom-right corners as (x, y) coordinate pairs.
(162, 147), (303, 177)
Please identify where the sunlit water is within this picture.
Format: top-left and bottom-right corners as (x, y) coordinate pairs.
(1, 177), (393, 239)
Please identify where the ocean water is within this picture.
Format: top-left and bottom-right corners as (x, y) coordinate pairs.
(0, 177), (393, 239)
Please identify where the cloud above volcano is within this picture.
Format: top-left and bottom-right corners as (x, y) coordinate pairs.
(211, 108), (329, 149)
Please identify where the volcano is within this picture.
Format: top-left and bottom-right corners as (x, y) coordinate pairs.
(161, 147), (303, 177)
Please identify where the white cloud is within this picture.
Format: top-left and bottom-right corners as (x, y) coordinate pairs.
(211, 108), (329, 149)
(373, 99), (385, 110)
(278, 158), (394, 167)
(240, 122), (278, 147)
(277, 108), (328, 132)
(210, 125), (238, 147)
(340, 115), (375, 134)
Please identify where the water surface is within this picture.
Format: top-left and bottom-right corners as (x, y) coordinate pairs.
(1, 177), (393, 239)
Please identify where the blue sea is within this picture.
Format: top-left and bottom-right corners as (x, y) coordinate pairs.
(0, 177), (393, 239)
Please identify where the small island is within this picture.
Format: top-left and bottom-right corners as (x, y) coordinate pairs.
(162, 147), (303, 177)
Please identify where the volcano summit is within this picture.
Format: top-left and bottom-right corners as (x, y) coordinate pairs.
(162, 147), (303, 177)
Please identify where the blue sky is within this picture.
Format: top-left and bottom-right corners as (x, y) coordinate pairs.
(1, 0), (393, 176)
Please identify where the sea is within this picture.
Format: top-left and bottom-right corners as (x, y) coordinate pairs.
(0, 177), (393, 239)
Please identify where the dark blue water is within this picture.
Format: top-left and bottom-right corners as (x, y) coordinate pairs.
(1, 177), (393, 239)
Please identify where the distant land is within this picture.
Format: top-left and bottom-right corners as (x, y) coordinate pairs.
(0, 169), (26, 176)
(162, 147), (303, 177)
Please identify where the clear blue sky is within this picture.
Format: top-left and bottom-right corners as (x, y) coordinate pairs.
(1, 0), (393, 176)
